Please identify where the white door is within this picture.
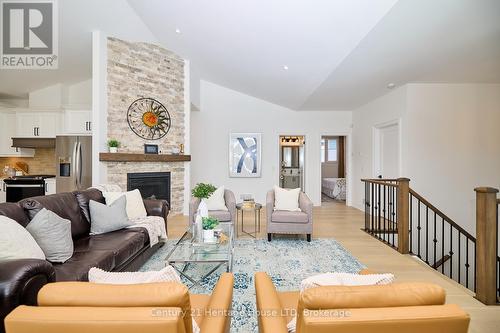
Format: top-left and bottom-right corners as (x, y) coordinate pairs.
(38, 113), (59, 137)
(375, 122), (400, 179)
(64, 110), (92, 134)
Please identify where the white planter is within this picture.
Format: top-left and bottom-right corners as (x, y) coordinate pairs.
(109, 147), (118, 153)
(198, 200), (209, 217)
(203, 229), (215, 242)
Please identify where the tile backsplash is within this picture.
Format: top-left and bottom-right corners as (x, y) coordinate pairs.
(0, 148), (56, 176)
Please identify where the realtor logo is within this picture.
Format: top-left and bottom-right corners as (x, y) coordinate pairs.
(1, 0), (58, 69)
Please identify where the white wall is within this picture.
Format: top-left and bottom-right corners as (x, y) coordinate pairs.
(351, 83), (500, 234)
(63, 79), (92, 107)
(29, 84), (63, 108)
(351, 85), (407, 210)
(405, 84), (500, 234)
(191, 81), (352, 206)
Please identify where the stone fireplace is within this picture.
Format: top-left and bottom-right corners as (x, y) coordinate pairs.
(103, 37), (187, 215)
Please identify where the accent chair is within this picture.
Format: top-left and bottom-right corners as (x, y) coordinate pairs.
(254, 272), (470, 333)
(5, 273), (234, 333)
(189, 189), (236, 225)
(266, 189), (313, 242)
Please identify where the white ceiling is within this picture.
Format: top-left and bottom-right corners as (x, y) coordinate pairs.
(1, 0), (499, 110)
(0, 0), (157, 100)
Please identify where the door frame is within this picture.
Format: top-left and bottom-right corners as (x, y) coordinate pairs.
(372, 119), (402, 179)
(276, 134), (306, 192)
(318, 132), (352, 207)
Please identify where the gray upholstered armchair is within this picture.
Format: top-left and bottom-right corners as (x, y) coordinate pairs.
(266, 190), (313, 242)
(189, 189), (236, 226)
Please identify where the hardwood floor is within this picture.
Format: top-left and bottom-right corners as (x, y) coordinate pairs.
(168, 201), (500, 333)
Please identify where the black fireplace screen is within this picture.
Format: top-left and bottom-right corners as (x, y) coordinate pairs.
(127, 172), (171, 206)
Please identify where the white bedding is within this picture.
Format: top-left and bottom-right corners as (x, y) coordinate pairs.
(322, 178), (346, 200)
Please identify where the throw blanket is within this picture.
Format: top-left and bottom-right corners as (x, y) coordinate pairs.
(287, 272), (395, 333)
(127, 216), (167, 247)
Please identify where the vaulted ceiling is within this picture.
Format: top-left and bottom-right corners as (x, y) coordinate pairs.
(1, 0), (499, 110)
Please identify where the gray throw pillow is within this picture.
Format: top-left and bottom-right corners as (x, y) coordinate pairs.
(26, 208), (74, 263)
(89, 195), (132, 235)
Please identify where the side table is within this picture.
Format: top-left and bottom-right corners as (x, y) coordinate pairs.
(236, 202), (262, 238)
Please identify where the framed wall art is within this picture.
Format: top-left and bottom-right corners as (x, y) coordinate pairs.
(229, 133), (262, 178)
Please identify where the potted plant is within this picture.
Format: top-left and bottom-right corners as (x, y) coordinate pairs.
(192, 183), (216, 217)
(107, 139), (120, 153)
(202, 216), (219, 242)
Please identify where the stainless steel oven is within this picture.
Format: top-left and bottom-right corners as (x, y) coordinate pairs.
(3, 175), (55, 202)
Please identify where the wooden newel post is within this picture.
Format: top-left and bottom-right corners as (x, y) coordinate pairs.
(475, 187), (499, 305)
(397, 178), (410, 254)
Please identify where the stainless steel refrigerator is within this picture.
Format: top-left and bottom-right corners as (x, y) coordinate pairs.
(56, 136), (92, 193)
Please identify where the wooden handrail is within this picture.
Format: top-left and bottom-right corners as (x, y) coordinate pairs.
(409, 188), (476, 241)
(361, 179), (399, 187)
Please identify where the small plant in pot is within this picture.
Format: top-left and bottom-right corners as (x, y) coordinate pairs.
(191, 183), (216, 199)
(192, 183), (217, 218)
(107, 139), (120, 153)
(202, 216), (219, 242)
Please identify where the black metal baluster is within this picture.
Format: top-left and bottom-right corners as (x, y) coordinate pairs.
(417, 199), (421, 258)
(449, 223), (453, 280)
(409, 196), (413, 253)
(458, 232), (461, 284)
(433, 212), (437, 269)
(426, 206), (429, 264)
(377, 184), (381, 237)
(383, 185), (387, 243)
(371, 183), (374, 233)
(441, 217), (445, 274)
(465, 239), (470, 289)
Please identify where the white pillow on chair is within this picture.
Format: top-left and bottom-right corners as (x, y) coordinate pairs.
(202, 186), (228, 211)
(273, 186), (301, 211)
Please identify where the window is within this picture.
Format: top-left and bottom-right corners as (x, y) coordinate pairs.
(321, 137), (338, 162)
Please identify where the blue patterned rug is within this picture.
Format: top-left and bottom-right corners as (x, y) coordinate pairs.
(140, 238), (364, 332)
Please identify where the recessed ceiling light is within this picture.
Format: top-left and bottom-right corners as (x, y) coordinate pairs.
(387, 83), (396, 89)
(283, 65), (289, 70)
(175, 28), (181, 34)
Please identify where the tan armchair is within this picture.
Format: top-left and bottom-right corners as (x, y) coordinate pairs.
(266, 190), (313, 242)
(5, 273), (234, 333)
(189, 189), (236, 226)
(254, 272), (469, 333)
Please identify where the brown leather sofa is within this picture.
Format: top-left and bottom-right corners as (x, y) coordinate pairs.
(0, 189), (168, 333)
(254, 272), (470, 333)
(5, 273), (234, 333)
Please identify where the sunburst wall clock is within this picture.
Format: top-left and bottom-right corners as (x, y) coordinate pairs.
(127, 97), (171, 140)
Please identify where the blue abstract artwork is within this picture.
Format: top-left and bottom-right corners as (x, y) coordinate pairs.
(229, 133), (262, 177)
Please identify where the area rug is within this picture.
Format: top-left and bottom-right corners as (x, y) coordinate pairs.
(140, 238), (365, 333)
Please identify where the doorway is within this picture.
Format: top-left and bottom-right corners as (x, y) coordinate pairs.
(279, 135), (305, 191)
(373, 120), (401, 179)
(320, 136), (347, 203)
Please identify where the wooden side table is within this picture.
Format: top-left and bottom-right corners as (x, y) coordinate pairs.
(236, 202), (262, 238)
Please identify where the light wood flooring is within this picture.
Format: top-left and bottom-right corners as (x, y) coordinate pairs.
(168, 201), (500, 333)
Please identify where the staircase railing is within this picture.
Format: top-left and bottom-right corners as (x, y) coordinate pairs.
(362, 178), (499, 305)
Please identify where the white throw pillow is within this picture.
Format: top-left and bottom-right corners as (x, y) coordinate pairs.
(273, 186), (301, 211)
(202, 186), (228, 211)
(88, 266), (200, 333)
(0, 215), (45, 261)
(103, 189), (147, 219)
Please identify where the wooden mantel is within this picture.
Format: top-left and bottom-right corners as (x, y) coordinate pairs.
(99, 152), (191, 162)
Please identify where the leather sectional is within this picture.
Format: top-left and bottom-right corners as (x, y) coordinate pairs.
(0, 188), (168, 333)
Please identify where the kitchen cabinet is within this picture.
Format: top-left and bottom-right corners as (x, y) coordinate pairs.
(16, 112), (60, 138)
(64, 110), (92, 134)
(44, 178), (56, 195)
(0, 111), (34, 157)
(0, 180), (6, 203)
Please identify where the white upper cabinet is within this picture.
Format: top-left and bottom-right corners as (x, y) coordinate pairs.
(0, 111), (35, 157)
(15, 112), (61, 138)
(63, 110), (92, 134)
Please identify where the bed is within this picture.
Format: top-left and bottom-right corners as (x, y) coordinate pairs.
(322, 177), (346, 201)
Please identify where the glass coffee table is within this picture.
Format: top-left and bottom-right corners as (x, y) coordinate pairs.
(165, 222), (234, 288)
